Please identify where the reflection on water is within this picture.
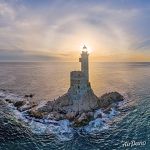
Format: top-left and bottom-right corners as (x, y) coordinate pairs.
(0, 62), (150, 150)
(0, 62), (150, 101)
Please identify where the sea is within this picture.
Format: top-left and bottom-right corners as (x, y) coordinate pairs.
(0, 62), (149, 150)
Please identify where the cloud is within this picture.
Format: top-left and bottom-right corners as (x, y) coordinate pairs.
(0, 48), (61, 61)
(0, 0), (150, 61)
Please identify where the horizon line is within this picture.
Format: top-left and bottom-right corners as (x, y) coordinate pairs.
(0, 61), (150, 63)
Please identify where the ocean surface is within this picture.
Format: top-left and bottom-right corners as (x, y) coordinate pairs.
(0, 62), (150, 150)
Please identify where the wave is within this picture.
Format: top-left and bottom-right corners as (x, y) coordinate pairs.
(0, 90), (130, 142)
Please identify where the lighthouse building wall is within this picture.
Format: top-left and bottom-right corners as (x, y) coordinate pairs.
(68, 49), (91, 100)
(68, 71), (91, 100)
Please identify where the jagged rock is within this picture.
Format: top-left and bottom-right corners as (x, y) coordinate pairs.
(94, 109), (103, 119)
(5, 99), (12, 103)
(73, 112), (92, 127)
(65, 111), (77, 121)
(103, 108), (112, 114)
(14, 101), (26, 109)
(0, 99), (7, 105)
(37, 105), (53, 113)
(36, 90), (99, 118)
(72, 90), (98, 112)
(97, 113), (102, 118)
(77, 113), (87, 122)
(58, 109), (67, 114)
(24, 91), (124, 126)
(5, 97), (25, 105)
(24, 94), (34, 98)
(37, 106), (53, 113)
(28, 110), (47, 119)
(47, 111), (64, 120)
(5, 98), (19, 104)
(86, 111), (94, 118)
(58, 90), (99, 113)
(37, 101), (54, 113)
(19, 101), (37, 112)
(98, 92), (124, 108)
(53, 94), (73, 111)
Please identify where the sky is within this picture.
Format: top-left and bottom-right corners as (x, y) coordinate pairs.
(0, 0), (150, 62)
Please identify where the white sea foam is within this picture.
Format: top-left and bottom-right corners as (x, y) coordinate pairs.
(83, 118), (109, 134)
(108, 108), (119, 119)
(1, 90), (126, 141)
(0, 90), (23, 101)
(29, 119), (74, 141)
(83, 108), (118, 135)
(8, 104), (119, 141)
(11, 105), (74, 141)
(94, 109), (102, 119)
(0, 91), (6, 98)
(30, 121), (48, 134)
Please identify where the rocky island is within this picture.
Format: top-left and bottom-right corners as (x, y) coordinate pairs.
(0, 46), (126, 142)
(12, 45), (124, 127)
(0, 46), (126, 140)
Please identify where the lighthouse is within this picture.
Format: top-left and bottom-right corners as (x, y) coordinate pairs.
(68, 45), (91, 100)
(79, 45), (89, 84)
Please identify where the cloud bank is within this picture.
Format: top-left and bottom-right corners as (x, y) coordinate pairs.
(0, 0), (150, 61)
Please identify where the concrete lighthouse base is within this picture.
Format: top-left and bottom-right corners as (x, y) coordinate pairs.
(52, 89), (99, 113)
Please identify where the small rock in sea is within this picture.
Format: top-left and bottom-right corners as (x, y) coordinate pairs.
(65, 111), (76, 121)
(78, 113), (87, 122)
(37, 105), (53, 113)
(37, 101), (54, 113)
(86, 111), (94, 118)
(14, 101), (26, 109)
(5, 99), (12, 103)
(24, 94), (34, 98)
(27, 110), (46, 119)
(98, 92), (124, 108)
(19, 101), (37, 112)
(73, 113), (92, 127)
(0, 99), (7, 105)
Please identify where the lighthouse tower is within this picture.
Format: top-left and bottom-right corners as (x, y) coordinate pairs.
(68, 45), (91, 100)
(79, 45), (89, 84)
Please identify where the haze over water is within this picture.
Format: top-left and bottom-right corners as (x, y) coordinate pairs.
(0, 62), (147, 101)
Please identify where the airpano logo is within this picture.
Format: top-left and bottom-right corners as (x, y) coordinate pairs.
(122, 140), (146, 148)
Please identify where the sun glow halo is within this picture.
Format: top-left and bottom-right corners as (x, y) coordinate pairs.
(79, 43), (93, 53)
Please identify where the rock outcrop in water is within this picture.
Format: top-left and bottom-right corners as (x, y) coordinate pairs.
(26, 91), (124, 127)
(0, 89), (127, 144)
(98, 92), (124, 108)
(20, 47), (124, 126)
(0, 89), (128, 142)
(52, 89), (98, 112)
(0, 48), (125, 128)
